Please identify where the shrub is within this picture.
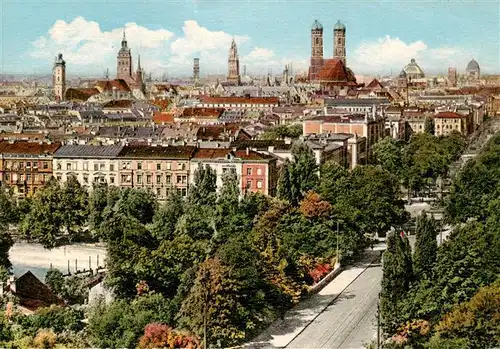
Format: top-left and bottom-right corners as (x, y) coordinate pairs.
(33, 329), (57, 349)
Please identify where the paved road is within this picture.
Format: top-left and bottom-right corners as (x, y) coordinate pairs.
(286, 259), (382, 349)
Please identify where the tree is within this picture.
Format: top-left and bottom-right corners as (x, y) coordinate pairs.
(380, 231), (414, 333)
(290, 142), (318, 199)
(260, 124), (302, 140)
(151, 189), (184, 241)
(373, 137), (404, 179)
(59, 176), (89, 239)
(113, 188), (157, 225)
(318, 160), (347, 203)
(413, 211), (438, 279)
(424, 117), (435, 135)
(45, 268), (65, 296)
(277, 160), (294, 203)
(433, 280), (500, 347)
(188, 165), (217, 207)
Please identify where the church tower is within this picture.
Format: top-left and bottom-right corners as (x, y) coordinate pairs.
(53, 53), (66, 101)
(308, 20), (324, 81)
(117, 30), (132, 81)
(227, 39), (241, 85)
(333, 20), (346, 65)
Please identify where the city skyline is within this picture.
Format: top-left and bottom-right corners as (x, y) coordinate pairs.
(1, 0), (499, 77)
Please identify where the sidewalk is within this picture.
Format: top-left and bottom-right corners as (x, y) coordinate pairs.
(244, 244), (384, 349)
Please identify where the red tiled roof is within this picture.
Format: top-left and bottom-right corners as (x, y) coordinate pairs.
(192, 148), (231, 159)
(102, 99), (133, 109)
(200, 96), (280, 105)
(0, 141), (61, 155)
(434, 112), (465, 119)
(193, 148), (274, 161)
(95, 79), (131, 93)
(151, 99), (170, 111)
(180, 107), (225, 119)
(317, 59), (357, 84)
(153, 112), (174, 124)
(65, 88), (100, 101)
(366, 79), (383, 89)
(196, 124), (241, 140)
(119, 145), (196, 158)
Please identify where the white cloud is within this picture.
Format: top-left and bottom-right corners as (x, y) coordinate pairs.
(29, 17), (306, 77)
(350, 35), (476, 75)
(31, 17), (174, 72)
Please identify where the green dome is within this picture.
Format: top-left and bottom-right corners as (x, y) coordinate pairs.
(334, 20), (346, 30)
(312, 20), (323, 31)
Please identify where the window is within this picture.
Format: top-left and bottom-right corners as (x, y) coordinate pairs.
(179, 163), (186, 170)
(257, 168), (262, 176)
(83, 175), (89, 183)
(137, 175), (143, 184)
(57, 176), (62, 181)
(257, 180), (263, 189)
(110, 177), (115, 184)
(247, 168), (252, 175)
(176, 176), (182, 184)
(156, 174), (161, 184)
(181, 188), (187, 197)
(83, 162), (88, 170)
(246, 180), (252, 189)
(67, 163), (72, 171)
(43, 175), (48, 182)
(121, 175), (128, 182)
(137, 162), (142, 170)
(100, 163), (105, 171)
(146, 175), (152, 184)
(110, 164), (114, 171)
(33, 161), (38, 169)
(19, 162), (24, 170)
(5, 174), (10, 181)
(157, 163), (161, 170)
(26, 174), (31, 182)
(156, 188), (161, 196)
(26, 162), (31, 169)
(166, 175), (171, 183)
(20, 174), (25, 181)
(94, 163), (99, 171)
(166, 163), (171, 170)
(122, 162), (127, 170)
(182, 176), (187, 184)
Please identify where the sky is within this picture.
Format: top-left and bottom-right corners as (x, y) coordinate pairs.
(0, 0), (499, 78)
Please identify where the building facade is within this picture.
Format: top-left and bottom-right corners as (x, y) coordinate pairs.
(190, 148), (277, 196)
(117, 145), (196, 199)
(0, 141), (61, 197)
(53, 145), (124, 190)
(434, 112), (468, 136)
(53, 53), (66, 102)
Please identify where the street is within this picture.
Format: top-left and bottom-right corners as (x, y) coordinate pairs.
(286, 257), (381, 349)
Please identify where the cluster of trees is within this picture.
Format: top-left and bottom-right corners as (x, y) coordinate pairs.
(373, 132), (466, 197)
(380, 133), (500, 348)
(0, 143), (406, 348)
(260, 124), (303, 140)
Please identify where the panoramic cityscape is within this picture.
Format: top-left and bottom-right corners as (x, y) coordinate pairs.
(0, 0), (499, 348)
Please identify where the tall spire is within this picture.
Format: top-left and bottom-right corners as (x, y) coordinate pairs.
(121, 29), (128, 48)
(137, 54), (141, 71)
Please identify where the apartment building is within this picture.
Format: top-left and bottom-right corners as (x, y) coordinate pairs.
(0, 141), (61, 197)
(53, 145), (124, 189)
(117, 145), (196, 199)
(190, 148), (278, 196)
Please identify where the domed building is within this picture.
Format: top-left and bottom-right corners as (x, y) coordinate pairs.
(466, 59), (480, 80)
(399, 58), (425, 80)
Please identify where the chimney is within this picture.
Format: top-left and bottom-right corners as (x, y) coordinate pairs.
(268, 146), (275, 153)
(246, 147), (249, 155)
